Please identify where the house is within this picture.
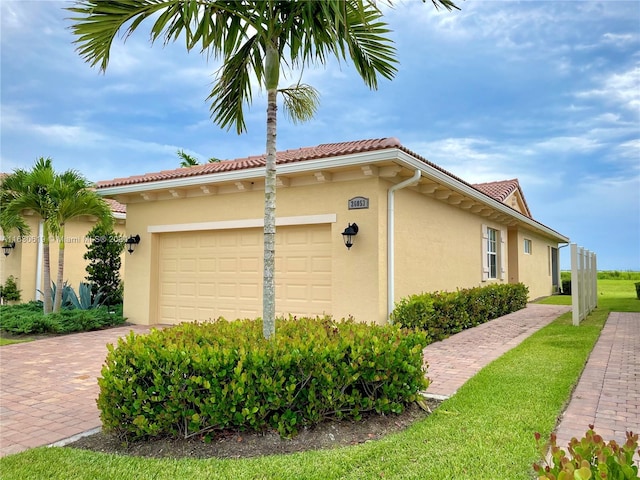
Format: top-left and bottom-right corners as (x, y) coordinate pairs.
(96, 138), (568, 326)
(0, 198), (127, 302)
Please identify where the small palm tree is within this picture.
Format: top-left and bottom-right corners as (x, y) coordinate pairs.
(49, 170), (113, 312)
(0, 158), (57, 313)
(68, 0), (458, 338)
(1, 159), (113, 313)
(177, 149), (199, 168)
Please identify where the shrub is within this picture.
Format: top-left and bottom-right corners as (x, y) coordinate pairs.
(533, 426), (639, 480)
(0, 302), (125, 334)
(561, 279), (572, 295)
(84, 224), (125, 306)
(0, 276), (22, 303)
(391, 283), (528, 343)
(97, 316), (429, 441)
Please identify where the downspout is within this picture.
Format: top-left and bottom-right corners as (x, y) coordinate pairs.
(35, 220), (44, 301)
(387, 169), (422, 320)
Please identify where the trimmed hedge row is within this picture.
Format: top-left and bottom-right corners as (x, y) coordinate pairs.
(391, 283), (529, 343)
(98, 316), (429, 440)
(0, 302), (125, 334)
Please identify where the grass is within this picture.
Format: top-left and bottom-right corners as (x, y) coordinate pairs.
(0, 311), (606, 479)
(0, 336), (34, 346)
(537, 279), (640, 313)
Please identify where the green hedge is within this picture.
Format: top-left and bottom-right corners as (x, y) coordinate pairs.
(97, 317), (429, 441)
(391, 283), (529, 343)
(0, 302), (125, 334)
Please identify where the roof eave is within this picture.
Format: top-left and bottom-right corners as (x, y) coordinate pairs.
(97, 147), (568, 243)
(394, 151), (569, 243)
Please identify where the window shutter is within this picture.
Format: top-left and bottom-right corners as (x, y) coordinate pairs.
(500, 229), (507, 280)
(481, 224), (489, 281)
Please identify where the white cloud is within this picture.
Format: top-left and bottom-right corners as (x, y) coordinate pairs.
(576, 65), (640, 112)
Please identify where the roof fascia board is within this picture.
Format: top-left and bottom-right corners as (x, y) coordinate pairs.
(394, 151), (569, 242)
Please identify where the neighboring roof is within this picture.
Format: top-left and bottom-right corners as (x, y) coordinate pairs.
(472, 179), (532, 218)
(96, 138), (403, 189)
(104, 198), (126, 215)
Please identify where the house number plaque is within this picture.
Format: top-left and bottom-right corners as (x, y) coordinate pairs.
(348, 196), (369, 210)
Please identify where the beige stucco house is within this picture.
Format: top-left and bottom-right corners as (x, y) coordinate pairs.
(0, 199), (126, 302)
(96, 138), (568, 326)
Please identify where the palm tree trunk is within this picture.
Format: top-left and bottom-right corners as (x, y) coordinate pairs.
(53, 226), (65, 312)
(42, 224), (52, 314)
(262, 42), (279, 340)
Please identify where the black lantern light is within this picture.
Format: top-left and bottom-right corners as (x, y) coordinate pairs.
(2, 242), (16, 257)
(341, 223), (359, 250)
(125, 235), (140, 254)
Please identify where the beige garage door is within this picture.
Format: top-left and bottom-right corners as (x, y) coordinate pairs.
(157, 224), (332, 324)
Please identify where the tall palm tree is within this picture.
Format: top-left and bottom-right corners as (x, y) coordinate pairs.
(68, 0), (457, 338)
(49, 170), (113, 312)
(0, 158), (57, 313)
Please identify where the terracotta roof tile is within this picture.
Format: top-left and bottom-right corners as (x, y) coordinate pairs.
(473, 179), (520, 202)
(472, 179), (532, 217)
(96, 138), (403, 189)
(104, 198), (126, 214)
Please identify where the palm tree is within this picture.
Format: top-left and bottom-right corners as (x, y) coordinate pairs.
(177, 149), (200, 167)
(68, 0), (458, 339)
(49, 170), (113, 312)
(0, 158), (57, 313)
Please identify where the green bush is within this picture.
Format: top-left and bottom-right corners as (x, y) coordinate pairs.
(0, 302), (125, 334)
(97, 316), (429, 441)
(391, 283), (529, 343)
(533, 426), (639, 480)
(0, 276), (22, 303)
(561, 279), (572, 295)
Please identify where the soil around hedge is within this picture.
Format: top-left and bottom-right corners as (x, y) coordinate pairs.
(67, 399), (441, 459)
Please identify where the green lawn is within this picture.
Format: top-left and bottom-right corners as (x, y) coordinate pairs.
(537, 279), (640, 313)
(0, 335), (35, 346)
(0, 311), (606, 479)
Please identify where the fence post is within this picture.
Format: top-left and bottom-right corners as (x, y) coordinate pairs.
(571, 244), (580, 326)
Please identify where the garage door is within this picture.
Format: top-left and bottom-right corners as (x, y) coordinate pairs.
(157, 224), (332, 324)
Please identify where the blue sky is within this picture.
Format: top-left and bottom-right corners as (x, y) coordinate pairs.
(1, 1), (638, 270)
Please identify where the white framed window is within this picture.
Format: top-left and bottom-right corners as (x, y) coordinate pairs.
(487, 228), (498, 278)
(482, 224), (505, 281)
(524, 238), (532, 255)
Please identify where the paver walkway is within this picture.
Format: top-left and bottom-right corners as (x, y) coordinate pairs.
(423, 303), (571, 397)
(555, 312), (640, 452)
(1, 305), (638, 465)
(0, 325), (153, 457)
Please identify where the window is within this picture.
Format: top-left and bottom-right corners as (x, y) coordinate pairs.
(487, 227), (498, 279)
(482, 224), (505, 281)
(524, 238), (532, 255)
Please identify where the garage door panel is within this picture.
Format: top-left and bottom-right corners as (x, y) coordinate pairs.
(158, 225), (331, 324)
(219, 258), (237, 272)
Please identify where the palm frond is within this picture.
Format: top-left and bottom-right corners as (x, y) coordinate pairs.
(279, 84), (320, 125)
(208, 34), (264, 134)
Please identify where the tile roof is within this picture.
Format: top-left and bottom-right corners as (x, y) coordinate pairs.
(472, 179), (531, 217)
(94, 137), (563, 235)
(104, 198), (126, 214)
(96, 138), (403, 189)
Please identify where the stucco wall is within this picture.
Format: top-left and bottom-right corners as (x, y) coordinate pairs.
(123, 177), (387, 325)
(1, 217), (126, 302)
(514, 228), (558, 299)
(391, 184), (508, 302)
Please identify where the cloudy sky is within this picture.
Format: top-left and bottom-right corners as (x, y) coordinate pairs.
(1, 1), (638, 270)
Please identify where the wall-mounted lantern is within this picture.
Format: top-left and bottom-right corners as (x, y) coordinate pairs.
(341, 223), (359, 250)
(125, 235), (140, 255)
(2, 242), (16, 257)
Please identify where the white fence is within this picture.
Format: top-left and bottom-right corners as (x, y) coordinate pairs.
(571, 243), (597, 326)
